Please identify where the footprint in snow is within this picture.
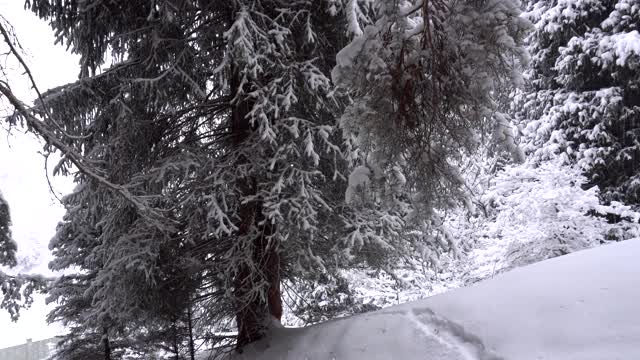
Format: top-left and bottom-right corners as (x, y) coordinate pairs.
(407, 307), (504, 360)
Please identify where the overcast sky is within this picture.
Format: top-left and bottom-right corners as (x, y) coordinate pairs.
(0, 1), (79, 348)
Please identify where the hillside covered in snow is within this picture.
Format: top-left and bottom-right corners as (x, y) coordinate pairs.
(232, 239), (640, 360)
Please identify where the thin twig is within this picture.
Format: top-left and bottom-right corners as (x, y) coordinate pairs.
(41, 151), (63, 203)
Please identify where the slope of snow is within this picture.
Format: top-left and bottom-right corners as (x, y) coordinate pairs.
(231, 239), (640, 359)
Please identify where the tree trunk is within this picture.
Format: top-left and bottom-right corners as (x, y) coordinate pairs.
(103, 328), (111, 360)
(230, 67), (282, 351)
(233, 208), (281, 349)
(172, 321), (180, 360)
(187, 306), (196, 360)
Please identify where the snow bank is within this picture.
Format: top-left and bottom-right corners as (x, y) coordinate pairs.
(231, 239), (640, 359)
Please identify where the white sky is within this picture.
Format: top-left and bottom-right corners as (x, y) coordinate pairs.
(0, 1), (78, 348)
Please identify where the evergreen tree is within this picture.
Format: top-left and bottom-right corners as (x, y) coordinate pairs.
(2, 0), (528, 351)
(0, 188), (48, 321)
(516, 0), (640, 207)
(333, 0), (529, 255)
(481, 159), (638, 275)
(0, 190), (15, 267)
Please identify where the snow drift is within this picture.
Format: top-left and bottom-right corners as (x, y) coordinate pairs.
(229, 239), (640, 359)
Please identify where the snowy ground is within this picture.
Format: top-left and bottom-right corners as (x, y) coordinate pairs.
(225, 239), (640, 360)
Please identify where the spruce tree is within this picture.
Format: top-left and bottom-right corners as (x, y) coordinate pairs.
(0, 189), (48, 321)
(0, 190), (15, 267)
(516, 0), (640, 207)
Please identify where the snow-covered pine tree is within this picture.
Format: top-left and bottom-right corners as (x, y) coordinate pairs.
(516, 0), (640, 207)
(3, 0), (527, 351)
(333, 0), (529, 264)
(464, 158), (640, 282)
(0, 188), (47, 321)
(0, 190), (15, 267)
(19, 0), (350, 350)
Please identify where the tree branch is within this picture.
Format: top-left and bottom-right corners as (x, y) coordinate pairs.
(0, 81), (175, 230)
(0, 19), (89, 140)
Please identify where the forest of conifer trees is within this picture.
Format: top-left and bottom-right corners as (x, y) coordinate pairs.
(0, 0), (639, 358)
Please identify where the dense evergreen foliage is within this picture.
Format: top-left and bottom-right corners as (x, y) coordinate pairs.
(6, 0), (638, 358)
(0, 190), (15, 268)
(0, 0), (529, 355)
(516, 0), (640, 206)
